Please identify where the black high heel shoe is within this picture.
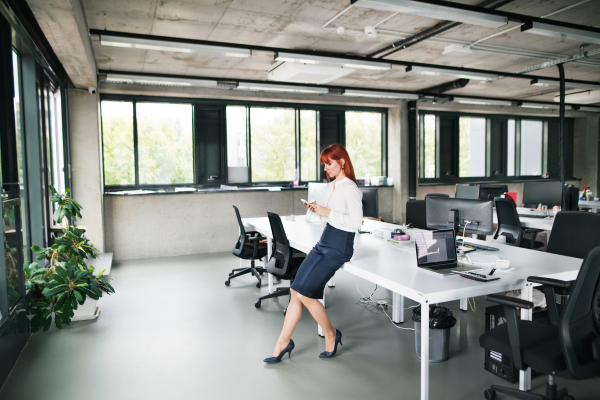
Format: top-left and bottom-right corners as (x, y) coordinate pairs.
(319, 329), (342, 358)
(263, 339), (295, 363)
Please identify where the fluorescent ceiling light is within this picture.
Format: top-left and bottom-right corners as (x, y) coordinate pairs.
(344, 89), (419, 99)
(520, 102), (566, 110)
(100, 35), (251, 58)
(554, 90), (600, 104)
(521, 22), (600, 45)
(353, 0), (508, 28)
(531, 79), (600, 91)
(105, 74), (218, 87)
(275, 52), (391, 71)
(237, 82), (328, 94)
(405, 65), (498, 81)
(454, 97), (511, 106)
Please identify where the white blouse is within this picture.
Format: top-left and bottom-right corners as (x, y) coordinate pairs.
(318, 177), (363, 233)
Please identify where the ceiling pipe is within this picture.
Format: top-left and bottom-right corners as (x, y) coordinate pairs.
(424, 79), (470, 94)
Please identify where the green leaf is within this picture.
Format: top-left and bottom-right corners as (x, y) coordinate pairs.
(65, 188), (70, 196)
(40, 309), (51, 320)
(73, 290), (85, 304)
(43, 317), (52, 332)
(55, 292), (68, 309)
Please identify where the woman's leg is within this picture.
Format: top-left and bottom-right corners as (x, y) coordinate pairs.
(297, 293), (337, 352)
(273, 289), (304, 356)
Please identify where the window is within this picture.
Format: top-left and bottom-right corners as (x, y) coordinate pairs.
(101, 101), (135, 185)
(418, 112), (572, 183)
(520, 120), (543, 176)
(459, 117), (486, 177)
(250, 107), (296, 182)
(422, 114), (436, 178)
(137, 103), (193, 184)
(227, 106), (247, 168)
(101, 96), (387, 188)
(345, 111), (382, 178)
(507, 119), (516, 176)
(300, 110), (317, 182)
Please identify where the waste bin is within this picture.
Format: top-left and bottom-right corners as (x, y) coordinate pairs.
(412, 305), (457, 363)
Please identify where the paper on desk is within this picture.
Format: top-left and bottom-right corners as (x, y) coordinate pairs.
(464, 253), (500, 267)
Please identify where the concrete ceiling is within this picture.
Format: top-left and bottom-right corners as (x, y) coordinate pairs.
(27, 0), (600, 103)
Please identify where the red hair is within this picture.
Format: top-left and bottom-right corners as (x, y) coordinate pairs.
(319, 144), (358, 186)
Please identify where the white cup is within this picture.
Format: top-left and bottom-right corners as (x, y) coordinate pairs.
(494, 259), (511, 269)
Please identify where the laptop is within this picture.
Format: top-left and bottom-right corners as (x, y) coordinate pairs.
(414, 229), (480, 276)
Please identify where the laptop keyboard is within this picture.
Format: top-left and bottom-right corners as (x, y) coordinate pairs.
(518, 214), (550, 219)
(427, 262), (469, 270)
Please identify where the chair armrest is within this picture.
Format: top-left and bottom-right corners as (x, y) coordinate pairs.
(527, 276), (573, 289)
(487, 294), (534, 309)
(248, 236), (265, 242)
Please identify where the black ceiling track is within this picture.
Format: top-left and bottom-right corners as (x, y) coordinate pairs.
(91, 29), (600, 86)
(367, 0), (514, 59)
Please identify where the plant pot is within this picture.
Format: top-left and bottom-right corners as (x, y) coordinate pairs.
(71, 299), (100, 321)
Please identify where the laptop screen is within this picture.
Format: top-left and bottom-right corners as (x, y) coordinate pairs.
(414, 229), (457, 266)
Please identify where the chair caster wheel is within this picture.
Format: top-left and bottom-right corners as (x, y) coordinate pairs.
(225, 280), (230, 286)
(484, 389), (496, 400)
(256, 282), (261, 288)
(255, 302), (261, 308)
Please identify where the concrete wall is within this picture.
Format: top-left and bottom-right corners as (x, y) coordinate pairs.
(68, 90), (104, 252)
(572, 117), (599, 192)
(103, 187), (393, 260)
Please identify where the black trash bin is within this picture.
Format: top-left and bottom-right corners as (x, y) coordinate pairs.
(412, 305), (457, 362)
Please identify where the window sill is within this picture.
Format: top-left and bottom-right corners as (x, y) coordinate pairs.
(418, 177), (580, 186)
(103, 184), (394, 196)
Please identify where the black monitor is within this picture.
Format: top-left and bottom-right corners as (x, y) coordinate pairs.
(426, 197), (494, 236)
(522, 181), (563, 208)
(478, 185), (508, 201)
(359, 188), (379, 219)
(456, 184), (480, 200)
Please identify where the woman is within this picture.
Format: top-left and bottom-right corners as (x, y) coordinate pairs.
(264, 143), (363, 363)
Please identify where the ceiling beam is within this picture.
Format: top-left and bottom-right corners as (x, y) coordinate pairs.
(90, 29), (600, 86)
(97, 69), (600, 112)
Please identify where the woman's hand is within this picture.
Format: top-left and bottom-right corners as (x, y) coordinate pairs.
(308, 202), (330, 217)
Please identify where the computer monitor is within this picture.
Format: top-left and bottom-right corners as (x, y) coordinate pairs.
(522, 181), (563, 208)
(426, 197), (494, 236)
(455, 184), (480, 200)
(478, 185), (508, 201)
(359, 188), (379, 219)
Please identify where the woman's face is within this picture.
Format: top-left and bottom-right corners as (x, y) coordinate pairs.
(323, 158), (345, 178)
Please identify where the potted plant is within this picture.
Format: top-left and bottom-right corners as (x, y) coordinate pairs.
(24, 185), (115, 332)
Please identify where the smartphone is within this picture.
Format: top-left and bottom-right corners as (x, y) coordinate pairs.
(301, 199), (308, 204)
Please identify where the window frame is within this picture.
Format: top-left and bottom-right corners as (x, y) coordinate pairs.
(418, 110), (574, 186)
(101, 94), (388, 190)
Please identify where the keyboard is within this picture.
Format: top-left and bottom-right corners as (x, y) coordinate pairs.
(427, 262), (470, 271)
(452, 270), (500, 282)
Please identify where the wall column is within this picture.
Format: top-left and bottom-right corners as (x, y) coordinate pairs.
(388, 101), (410, 223)
(68, 90), (104, 252)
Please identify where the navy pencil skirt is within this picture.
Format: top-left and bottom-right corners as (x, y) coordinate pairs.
(290, 223), (355, 299)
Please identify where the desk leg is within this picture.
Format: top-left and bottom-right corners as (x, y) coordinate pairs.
(267, 234), (273, 294)
(460, 298), (467, 311)
(420, 301), (430, 400)
(327, 276), (335, 287)
(519, 284), (533, 391)
(392, 292), (404, 323)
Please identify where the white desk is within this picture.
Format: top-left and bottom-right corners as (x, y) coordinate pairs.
(243, 216), (582, 400)
(579, 200), (600, 210)
(492, 207), (555, 230)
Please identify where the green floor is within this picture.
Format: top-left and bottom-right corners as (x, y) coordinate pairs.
(1, 252), (598, 400)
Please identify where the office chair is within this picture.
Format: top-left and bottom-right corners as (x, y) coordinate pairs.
(425, 193), (449, 199)
(359, 187), (380, 220)
(479, 185), (508, 201)
(227, 205), (268, 288)
(547, 211), (600, 260)
(405, 200), (428, 230)
(494, 197), (543, 249)
(561, 185), (579, 211)
(479, 245), (600, 400)
(255, 212), (306, 314)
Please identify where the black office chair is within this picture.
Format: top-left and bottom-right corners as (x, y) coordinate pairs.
(494, 197), (543, 249)
(547, 211), (600, 260)
(255, 212), (306, 314)
(359, 187), (380, 220)
(479, 246), (600, 400)
(227, 205), (268, 288)
(562, 185), (579, 211)
(406, 200), (428, 230)
(425, 193), (449, 199)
